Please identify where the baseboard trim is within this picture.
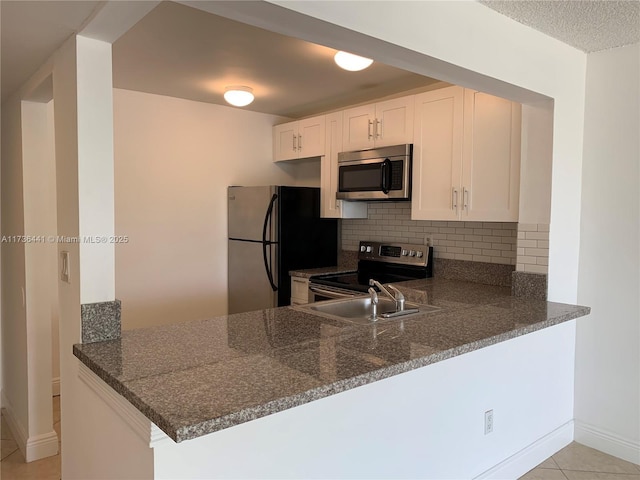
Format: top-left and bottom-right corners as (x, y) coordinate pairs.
(2, 390), (60, 462)
(25, 431), (59, 462)
(52, 377), (60, 397)
(474, 420), (574, 479)
(1, 390), (29, 459)
(575, 420), (640, 465)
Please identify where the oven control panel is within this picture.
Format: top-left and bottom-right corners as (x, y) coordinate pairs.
(358, 241), (431, 267)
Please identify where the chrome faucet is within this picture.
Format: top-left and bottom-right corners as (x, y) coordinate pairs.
(369, 279), (405, 312)
(368, 287), (378, 320)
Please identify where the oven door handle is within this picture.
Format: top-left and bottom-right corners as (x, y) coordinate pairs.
(309, 286), (359, 299)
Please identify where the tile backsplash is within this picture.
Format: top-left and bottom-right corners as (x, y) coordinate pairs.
(516, 223), (549, 274)
(341, 202), (517, 265)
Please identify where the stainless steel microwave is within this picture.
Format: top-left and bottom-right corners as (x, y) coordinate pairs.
(336, 144), (412, 201)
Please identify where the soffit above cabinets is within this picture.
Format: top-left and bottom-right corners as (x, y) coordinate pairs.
(111, 1), (439, 118)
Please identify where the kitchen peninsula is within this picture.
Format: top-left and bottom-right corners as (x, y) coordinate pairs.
(73, 275), (588, 480)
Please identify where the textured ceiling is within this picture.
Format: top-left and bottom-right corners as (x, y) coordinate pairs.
(480, 0), (640, 53)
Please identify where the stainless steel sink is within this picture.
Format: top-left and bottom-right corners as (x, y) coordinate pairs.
(295, 296), (440, 324)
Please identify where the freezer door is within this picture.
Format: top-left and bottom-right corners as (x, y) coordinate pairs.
(228, 240), (278, 314)
(228, 186), (278, 242)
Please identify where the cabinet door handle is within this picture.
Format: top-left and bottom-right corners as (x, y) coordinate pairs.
(368, 120), (373, 140)
(293, 134), (297, 151)
(463, 187), (469, 212)
(452, 187), (458, 213)
(298, 134), (302, 151)
(376, 119), (382, 138)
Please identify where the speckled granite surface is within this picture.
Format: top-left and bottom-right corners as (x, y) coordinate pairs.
(289, 265), (357, 278)
(512, 271), (548, 299)
(337, 249), (358, 269)
(433, 258), (514, 287)
(290, 250), (358, 278)
(81, 300), (121, 343)
(74, 279), (589, 443)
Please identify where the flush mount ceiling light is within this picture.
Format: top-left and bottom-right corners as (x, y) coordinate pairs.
(224, 86), (254, 107)
(334, 51), (373, 71)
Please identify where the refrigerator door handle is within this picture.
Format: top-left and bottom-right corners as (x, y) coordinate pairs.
(262, 193), (278, 291)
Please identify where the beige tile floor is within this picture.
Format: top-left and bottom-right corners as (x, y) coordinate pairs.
(1, 396), (61, 480)
(519, 442), (640, 480)
(1, 400), (639, 480)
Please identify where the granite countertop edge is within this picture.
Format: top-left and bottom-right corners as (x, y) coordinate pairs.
(289, 266), (357, 278)
(74, 302), (590, 444)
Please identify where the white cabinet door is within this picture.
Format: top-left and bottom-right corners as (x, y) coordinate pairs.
(343, 97), (414, 151)
(321, 112), (343, 218)
(342, 104), (376, 151)
(461, 90), (521, 222)
(273, 122), (298, 161)
(375, 96), (414, 147)
(321, 112), (367, 219)
(411, 86), (464, 221)
(298, 116), (325, 159)
(412, 87), (521, 222)
(273, 116), (326, 161)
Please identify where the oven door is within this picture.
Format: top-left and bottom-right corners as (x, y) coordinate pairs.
(308, 283), (359, 303)
(337, 157), (410, 200)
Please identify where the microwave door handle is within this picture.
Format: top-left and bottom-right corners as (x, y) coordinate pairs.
(381, 158), (392, 194)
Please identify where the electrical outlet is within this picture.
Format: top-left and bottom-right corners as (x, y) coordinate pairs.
(424, 234), (434, 246)
(484, 409), (494, 435)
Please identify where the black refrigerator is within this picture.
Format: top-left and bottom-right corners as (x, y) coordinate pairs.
(227, 186), (338, 314)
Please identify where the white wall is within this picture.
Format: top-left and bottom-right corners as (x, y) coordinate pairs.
(52, 36), (86, 479)
(519, 101), (553, 225)
(575, 43), (640, 464)
(21, 99), (59, 460)
(113, 88), (319, 330)
(77, 37), (116, 305)
(1, 91), (30, 449)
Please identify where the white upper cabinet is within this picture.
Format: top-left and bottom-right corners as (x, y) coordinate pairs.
(273, 115), (325, 161)
(411, 87), (464, 221)
(273, 123), (298, 161)
(412, 86), (521, 222)
(342, 96), (414, 151)
(462, 90), (521, 221)
(321, 112), (368, 219)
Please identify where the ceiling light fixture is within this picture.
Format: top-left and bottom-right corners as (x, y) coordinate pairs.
(224, 86), (254, 107)
(334, 51), (373, 71)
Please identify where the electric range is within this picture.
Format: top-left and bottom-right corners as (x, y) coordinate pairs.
(309, 241), (433, 301)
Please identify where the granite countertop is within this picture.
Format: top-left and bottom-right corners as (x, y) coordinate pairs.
(73, 278), (590, 444)
(289, 265), (357, 278)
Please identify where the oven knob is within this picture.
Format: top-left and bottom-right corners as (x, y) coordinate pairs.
(401, 249), (408, 256)
(366, 246), (373, 253)
(360, 245), (367, 253)
(416, 251), (424, 258)
(409, 250), (416, 257)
